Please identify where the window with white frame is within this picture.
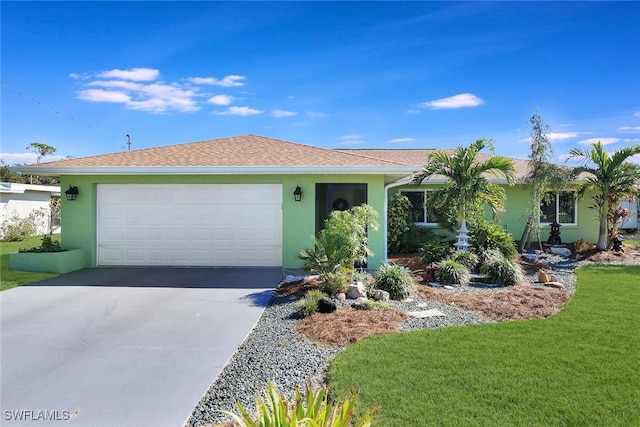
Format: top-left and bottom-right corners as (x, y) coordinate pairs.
(400, 190), (438, 225)
(539, 191), (577, 225)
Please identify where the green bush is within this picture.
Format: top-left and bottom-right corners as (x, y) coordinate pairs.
(373, 264), (414, 300)
(419, 240), (451, 265)
(322, 269), (352, 296)
(398, 224), (438, 253)
(479, 248), (505, 265)
(299, 205), (379, 275)
(19, 235), (63, 253)
(387, 194), (412, 253)
(480, 257), (525, 286)
(470, 220), (517, 259)
(296, 289), (326, 318)
(218, 380), (377, 427)
(0, 210), (45, 242)
(435, 259), (471, 285)
(449, 251), (479, 270)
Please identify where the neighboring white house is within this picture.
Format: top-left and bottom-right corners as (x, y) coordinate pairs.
(0, 182), (61, 236)
(618, 198), (639, 231)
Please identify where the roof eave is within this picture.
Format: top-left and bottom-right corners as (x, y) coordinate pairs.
(9, 165), (421, 176)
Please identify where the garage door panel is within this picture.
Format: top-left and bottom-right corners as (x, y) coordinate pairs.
(98, 184), (282, 266)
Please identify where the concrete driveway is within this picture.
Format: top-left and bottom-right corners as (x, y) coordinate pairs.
(1, 267), (282, 427)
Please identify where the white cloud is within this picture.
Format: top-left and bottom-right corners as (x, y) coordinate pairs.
(208, 94), (234, 106)
(188, 75), (246, 87)
(518, 131), (591, 144)
(340, 135), (362, 141)
(578, 137), (620, 146)
(619, 126), (640, 132)
(216, 106), (263, 116)
(422, 93), (484, 110)
(98, 68), (159, 81)
(272, 109), (297, 118)
(339, 135), (363, 145)
(76, 89), (132, 103)
(390, 137), (414, 143)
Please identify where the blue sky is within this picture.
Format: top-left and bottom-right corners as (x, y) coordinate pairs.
(2, 1), (639, 165)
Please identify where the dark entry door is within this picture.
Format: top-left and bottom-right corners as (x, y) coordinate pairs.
(315, 183), (367, 232)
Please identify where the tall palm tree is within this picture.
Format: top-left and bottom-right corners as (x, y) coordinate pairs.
(413, 139), (516, 230)
(568, 141), (640, 250)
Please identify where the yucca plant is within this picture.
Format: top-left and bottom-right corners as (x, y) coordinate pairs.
(217, 380), (377, 427)
(434, 259), (471, 285)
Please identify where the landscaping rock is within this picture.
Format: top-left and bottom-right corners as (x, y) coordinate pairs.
(373, 289), (390, 302)
(346, 282), (367, 299)
(544, 281), (564, 289)
(335, 293), (346, 302)
(318, 297), (337, 313)
(408, 309), (446, 318)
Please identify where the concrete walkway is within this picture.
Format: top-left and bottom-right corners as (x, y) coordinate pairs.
(1, 267), (282, 427)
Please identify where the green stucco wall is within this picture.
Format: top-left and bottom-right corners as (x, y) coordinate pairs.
(60, 174), (386, 270)
(389, 184), (600, 245)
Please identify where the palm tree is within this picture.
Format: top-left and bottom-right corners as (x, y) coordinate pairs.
(568, 141), (640, 250)
(413, 139), (516, 230)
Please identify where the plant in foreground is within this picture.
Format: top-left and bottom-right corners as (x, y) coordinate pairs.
(296, 289), (326, 318)
(434, 259), (471, 285)
(373, 263), (414, 300)
(418, 240), (451, 265)
(217, 380), (377, 427)
(449, 251), (479, 270)
(480, 256), (525, 286)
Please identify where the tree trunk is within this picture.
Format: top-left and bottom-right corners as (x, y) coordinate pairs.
(596, 213), (608, 251)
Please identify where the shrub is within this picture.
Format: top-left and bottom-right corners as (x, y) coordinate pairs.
(0, 210), (45, 242)
(479, 248), (505, 265)
(373, 263), (414, 300)
(434, 259), (471, 285)
(296, 289), (326, 318)
(322, 269), (352, 296)
(387, 194), (412, 253)
(450, 251), (479, 270)
(299, 204), (379, 275)
(398, 224), (438, 253)
(480, 257), (525, 286)
(419, 240), (451, 265)
(470, 220), (517, 259)
(219, 380), (377, 427)
(353, 300), (391, 311)
(574, 238), (595, 253)
(19, 234), (62, 253)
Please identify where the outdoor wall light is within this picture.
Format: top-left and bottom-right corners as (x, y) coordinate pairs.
(65, 185), (79, 201)
(293, 185), (303, 202)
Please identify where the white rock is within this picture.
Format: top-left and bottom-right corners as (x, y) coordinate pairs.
(346, 282), (367, 299)
(408, 309), (446, 318)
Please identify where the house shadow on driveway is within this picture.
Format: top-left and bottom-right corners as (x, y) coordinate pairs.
(26, 267), (283, 307)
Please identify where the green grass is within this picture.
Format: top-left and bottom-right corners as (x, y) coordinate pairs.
(624, 239), (640, 248)
(1, 234), (60, 291)
(328, 265), (640, 426)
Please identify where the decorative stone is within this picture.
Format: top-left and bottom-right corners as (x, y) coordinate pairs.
(346, 282), (367, 299)
(335, 293), (346, 302)
(544, 281), (564, 289)
(318, 297), (337, 313)
(538, 269), (551, 283)
(373, 289), (390, 302)
(550, 246), (572, 257)
(408, 309), (446, 318)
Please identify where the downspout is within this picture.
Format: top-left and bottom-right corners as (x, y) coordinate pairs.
(383, 177), (413, 264)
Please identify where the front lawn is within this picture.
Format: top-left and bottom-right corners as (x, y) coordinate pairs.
(328, 265), (640, 426)
(1, 235), (60, 291)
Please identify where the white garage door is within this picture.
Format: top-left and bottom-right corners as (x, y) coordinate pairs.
(97, 184), (282, 266)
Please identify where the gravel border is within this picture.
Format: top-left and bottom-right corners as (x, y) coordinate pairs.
(186, 253), (637, 426)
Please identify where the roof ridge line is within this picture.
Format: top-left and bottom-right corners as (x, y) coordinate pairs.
(332, 148), (418, 166)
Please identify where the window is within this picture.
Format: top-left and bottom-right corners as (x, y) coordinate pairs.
(539, 191), (577, 225)
(400, 190), (438, 225)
